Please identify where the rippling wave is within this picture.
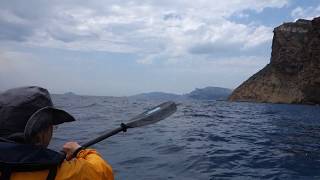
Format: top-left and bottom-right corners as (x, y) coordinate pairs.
(50, 95), (320, 179)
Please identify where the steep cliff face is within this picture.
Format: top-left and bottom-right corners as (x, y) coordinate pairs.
(229, 17), (320, 104)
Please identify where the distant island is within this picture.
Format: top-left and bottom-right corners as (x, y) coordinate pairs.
(129, 92), (182, 101)
(129, 86), (232, 101)
(184, 87), (232, 100)
(63, 92), (77, 96)
(229, 17), (320, 105)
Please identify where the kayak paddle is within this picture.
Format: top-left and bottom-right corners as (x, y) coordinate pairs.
(71, 101), (177, 158)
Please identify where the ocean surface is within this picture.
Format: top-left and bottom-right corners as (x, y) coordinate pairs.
(50, 94), (320, 180)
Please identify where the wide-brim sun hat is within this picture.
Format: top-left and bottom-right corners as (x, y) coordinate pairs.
(0, 86), (75, 143)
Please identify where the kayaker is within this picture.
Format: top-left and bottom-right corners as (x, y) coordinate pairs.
(0, 86), (114, 180)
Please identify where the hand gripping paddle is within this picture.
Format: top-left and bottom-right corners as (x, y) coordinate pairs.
(71, 101), (177, 158)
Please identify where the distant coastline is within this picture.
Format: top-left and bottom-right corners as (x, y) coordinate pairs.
(54, 86), (232, 101)
(129, 86), (232, 101)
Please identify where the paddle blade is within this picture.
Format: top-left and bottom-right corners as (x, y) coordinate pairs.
(126, 101), (177, 128)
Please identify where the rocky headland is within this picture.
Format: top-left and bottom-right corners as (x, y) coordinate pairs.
(229, 17), (320, 105)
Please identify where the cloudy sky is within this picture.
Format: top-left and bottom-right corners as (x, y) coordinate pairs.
(0, 0), (319, 96)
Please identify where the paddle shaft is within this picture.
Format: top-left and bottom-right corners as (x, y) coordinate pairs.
(81, 126), (126, 148)
(70, 126), (126, 158)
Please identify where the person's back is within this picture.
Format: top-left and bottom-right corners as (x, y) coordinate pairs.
(0, 86), (114, 180)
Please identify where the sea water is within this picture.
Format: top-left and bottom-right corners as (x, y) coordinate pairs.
(50, 94), (320, 179)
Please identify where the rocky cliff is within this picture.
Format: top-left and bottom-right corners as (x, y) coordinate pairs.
(229, 17), (320, 104)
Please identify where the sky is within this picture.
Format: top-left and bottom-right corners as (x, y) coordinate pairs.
(0, 0), (320, 96)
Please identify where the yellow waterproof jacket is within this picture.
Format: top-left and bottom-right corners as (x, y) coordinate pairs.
(9, 149), (114, 180)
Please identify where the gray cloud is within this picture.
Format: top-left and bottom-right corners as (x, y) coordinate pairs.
(163, 13), (183, 21)
(188, 40), (271, 58)
(0, 0), (291, 95)
(0, 20), (33, 41)
(0, 1), (51, 20)
(189, 42), (243, 56)
(0, 0), (285, 52)
(291, 5), (320, 20)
